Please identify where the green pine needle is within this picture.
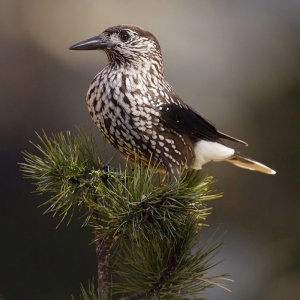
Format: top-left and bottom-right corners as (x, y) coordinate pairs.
(71, 281), (98, 300)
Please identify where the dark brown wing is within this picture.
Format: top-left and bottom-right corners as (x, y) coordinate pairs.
(159, 102), (248, 146)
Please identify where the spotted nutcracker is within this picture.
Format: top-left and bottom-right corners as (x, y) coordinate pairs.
(70, 25), (276, 177)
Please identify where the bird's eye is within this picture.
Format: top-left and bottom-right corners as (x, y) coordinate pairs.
(119, 30), (130, 42)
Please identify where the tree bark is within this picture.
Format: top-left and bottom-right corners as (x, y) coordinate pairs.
(96, 234), (115, 299)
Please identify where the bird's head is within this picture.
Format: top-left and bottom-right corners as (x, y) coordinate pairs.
(70, 25), (163, 67)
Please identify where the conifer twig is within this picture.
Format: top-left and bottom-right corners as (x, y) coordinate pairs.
(20, 130), (230, 299)
(120, 255), (177, 300)
(95, 234), (115, 298)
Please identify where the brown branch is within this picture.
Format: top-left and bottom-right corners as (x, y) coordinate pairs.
(95, 234), (115, 299)
(120, 288), (155, 300)
(94, 167), (116, 299)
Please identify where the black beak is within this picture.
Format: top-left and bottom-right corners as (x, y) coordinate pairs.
(69, 34), (109, 50)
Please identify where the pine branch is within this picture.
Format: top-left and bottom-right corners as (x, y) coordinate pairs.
(95, 234), (115, 297)
(120, 251), (179, 300)
(20, 130), (229, 299)
(112, 220), (227, 299)
(20, 130), (101, 224)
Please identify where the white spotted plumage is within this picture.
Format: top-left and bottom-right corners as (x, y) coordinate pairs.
(70, 24), (276, 177)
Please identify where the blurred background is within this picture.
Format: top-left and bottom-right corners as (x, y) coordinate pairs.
(0, 0), (299, 299)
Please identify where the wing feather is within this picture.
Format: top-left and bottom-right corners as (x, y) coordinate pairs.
(159, 101), (247, 146)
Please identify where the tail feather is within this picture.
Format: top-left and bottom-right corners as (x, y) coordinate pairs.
(217, 130), (248, 146)
(227, 154), (276, 175)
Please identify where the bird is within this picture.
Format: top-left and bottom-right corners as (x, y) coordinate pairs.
(70, 24), (276, 178)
